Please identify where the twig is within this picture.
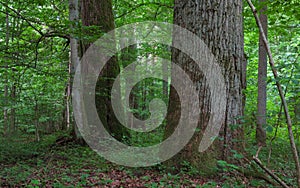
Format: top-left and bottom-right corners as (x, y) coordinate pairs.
(255, 145), (263, 158)
(253, 156), (290, 188)
(35, 31), (70, 67)
(246, 0), (300, 187)
(0, 9), (44, 26)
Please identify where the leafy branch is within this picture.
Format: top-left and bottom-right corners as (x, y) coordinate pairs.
(0, 1), (43, 35)
(115, 2), (173, 19)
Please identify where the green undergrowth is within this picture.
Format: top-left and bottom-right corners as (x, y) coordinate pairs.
(0, 133), (298, 187)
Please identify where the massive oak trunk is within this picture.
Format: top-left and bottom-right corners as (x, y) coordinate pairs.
(81, 0), (129, 141)
(165, 0), (246, 174)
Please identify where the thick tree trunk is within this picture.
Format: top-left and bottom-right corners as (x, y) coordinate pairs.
(165, 0), (245, 174)
(256, 0), (267, 146)
(81, 0), (129, 141)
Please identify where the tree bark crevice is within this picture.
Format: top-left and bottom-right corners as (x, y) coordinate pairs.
(165, 0), (245, 173)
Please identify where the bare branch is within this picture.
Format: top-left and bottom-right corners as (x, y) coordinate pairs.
(246, 0), (300, 187)
(253, 156), (290, 188)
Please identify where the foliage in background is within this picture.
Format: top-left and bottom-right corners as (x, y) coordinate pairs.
(0, 0), (299, 186)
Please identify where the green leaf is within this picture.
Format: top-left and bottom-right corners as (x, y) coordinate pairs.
(266, 125), (274, 133)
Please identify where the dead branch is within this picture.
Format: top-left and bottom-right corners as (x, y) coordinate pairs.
(253, 157), (289, 188)
(246, 0), (300, 187)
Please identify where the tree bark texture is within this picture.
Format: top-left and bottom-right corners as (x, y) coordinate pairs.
(165, 0), (245, 173)
(256, 0), (267, 146)
(81, 0), (130, 141)
(69, 0), (83, 142)
(4, 3), (9, 136)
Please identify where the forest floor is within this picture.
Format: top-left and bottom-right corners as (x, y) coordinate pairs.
(0, 132), (297, 187)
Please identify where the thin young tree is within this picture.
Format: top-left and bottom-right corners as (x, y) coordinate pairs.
(69, 0), (82, 141)
(247, 0), (300, 186)
(256, 0), (267, 147)
(4, 0), (9, 136)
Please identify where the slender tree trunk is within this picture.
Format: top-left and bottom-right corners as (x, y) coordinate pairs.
(69, 0), (80, 86)
(119, 30), (137, 133)
(34, 98), (40, 142)
(165, 0), (245, 174)
(69, 0), (84, 143)
(9, 11), (18, 136)
(162, 57), (169, 99)
(256, 0), (267, 146)
(4, 3), (9, 136)
(10, 84), (16, 135)
(65, 61), (71, 130)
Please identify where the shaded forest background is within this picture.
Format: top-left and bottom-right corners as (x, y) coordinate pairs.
(0, 0), (299, 187)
